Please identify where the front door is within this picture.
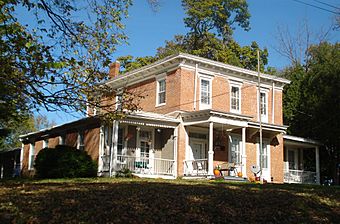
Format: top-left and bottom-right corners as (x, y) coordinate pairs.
(187, 140), (206, 174)
(258, 142), (271, 182)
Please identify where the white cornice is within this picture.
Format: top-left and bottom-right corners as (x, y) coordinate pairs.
(105, 53), (291, 89)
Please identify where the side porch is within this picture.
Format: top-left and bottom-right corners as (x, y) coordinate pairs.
(283, 135), (322, 184)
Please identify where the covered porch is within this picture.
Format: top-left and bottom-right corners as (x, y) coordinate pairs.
(98, 112), (179, 179)
(283, 135), (322, 184)
(181, 110), (287, 182)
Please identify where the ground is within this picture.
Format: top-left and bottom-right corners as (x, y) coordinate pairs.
(0, 178), (339, 223)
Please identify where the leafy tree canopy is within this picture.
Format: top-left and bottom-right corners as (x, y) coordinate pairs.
(1, 0), (161, 129)
(283, 42), (340, 179)
(119, 0), (268, 73)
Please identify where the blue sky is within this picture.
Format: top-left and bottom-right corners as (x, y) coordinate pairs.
(42, 0), (340, 124)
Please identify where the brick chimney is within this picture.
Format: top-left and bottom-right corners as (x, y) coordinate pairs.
(109, 61), (120, 78)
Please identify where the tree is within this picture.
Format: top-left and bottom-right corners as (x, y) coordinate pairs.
(0, 114), (56, 151)
(119, 0), (268, 73)
(283, 42), (340, 183)
(0, 0), (158, 131)
(182, 0), (250, 43)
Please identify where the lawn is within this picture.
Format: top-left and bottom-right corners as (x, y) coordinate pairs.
(0, 178), (339, 223)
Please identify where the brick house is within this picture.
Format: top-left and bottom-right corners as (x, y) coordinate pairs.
(20, 53), (321, 184)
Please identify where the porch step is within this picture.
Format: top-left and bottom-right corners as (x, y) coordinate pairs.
(221, 176), (248, 182)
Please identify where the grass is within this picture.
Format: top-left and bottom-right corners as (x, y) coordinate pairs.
(0, 178), (339, 223)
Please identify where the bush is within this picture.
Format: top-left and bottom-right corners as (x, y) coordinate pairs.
(34, 145), (97, 178)
(115, 168), (133, 178)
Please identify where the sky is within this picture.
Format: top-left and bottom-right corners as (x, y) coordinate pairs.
(42, 0), (340, 124)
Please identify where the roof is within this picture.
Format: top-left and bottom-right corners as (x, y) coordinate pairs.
(19, 111), (180, 142)
(283, 134), (322, 147)
(106, 53), (290, 88)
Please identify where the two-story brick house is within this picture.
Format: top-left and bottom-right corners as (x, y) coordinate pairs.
(20, 53), (321, 184)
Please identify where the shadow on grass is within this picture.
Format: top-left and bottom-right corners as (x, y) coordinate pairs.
(0, 179), (339, 223)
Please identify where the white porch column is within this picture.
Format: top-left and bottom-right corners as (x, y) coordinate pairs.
(315, 146), (320, 184)
(241, 127), (247, 177)
(208, 121), (214, 176)
(173, 126), (178, 178)
(110, 120), (119, 177)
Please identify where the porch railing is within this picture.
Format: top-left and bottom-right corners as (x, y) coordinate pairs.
(183, 159), (208, 176)
(284, 169), (316, 184)
(116, 155), (175, 176)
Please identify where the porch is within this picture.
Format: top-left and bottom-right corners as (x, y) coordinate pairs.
(181, 110), (286, 181)
(98, 111), (179, 179)
(283, 135), (322, 184)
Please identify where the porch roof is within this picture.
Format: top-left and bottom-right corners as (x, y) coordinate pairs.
(181, 109), (252, 129)
(283, 134), (322, 148)
(19, 111), (179, 143)
(120, 111), (180, 128)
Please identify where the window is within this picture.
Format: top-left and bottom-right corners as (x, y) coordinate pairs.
(231, 86), (240, 112)
(29, 143), (35, 170)
(157, 79), (166, 105)
(43, 139), (48, 149)
(78, 131), (84, 150)
(259, 143), (268, 169)
(117, 128), (124, 156)
(260, 91), (268, 122)
(59, 135), (65, 145)
(229, 136), (241, 164)
(116, 93), (123, 111)
(200, 77), (211, 110)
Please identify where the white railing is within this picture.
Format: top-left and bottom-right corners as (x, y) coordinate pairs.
(284, 169), (316, 184)
(183, 159), (208, 176)
(116, 155), (175, 176)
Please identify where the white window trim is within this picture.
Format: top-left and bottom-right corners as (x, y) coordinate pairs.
(115, 88), (123, 111)
(230, 81), (242, 114)
(77, 130), (85, 150)
(199, 75), (212, 110)
(43, 139), (48, 149)
(28, 142), (35, 170)
(256, 140), (271, 181)
(257, 88), (269, 123)
(228, 134), (242, 165)
(59, 134), (65, 145)
(156, 73), (167, 107)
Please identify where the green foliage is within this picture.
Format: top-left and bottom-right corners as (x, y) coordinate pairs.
(119, 0), (268, 73)
(283, 42), (340, 179)
(0, 0), (134, 127)
(115, 168), (133, 178)
(182, 0), (250, 42)
(34, 145), (97, 178)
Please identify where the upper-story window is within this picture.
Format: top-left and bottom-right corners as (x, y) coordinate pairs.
(157, 79), (166, 106)
(230, 85), (241, 113)
(260, 91), (268, 123)
(116, 89), (123, 111)
(200, 77), (212, 110)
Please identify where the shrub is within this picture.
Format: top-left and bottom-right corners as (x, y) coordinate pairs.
(115, 168), (133, 178)
(34, 145), (97, 178)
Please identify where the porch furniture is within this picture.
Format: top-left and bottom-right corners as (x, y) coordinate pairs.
(217, 162), (238, 177)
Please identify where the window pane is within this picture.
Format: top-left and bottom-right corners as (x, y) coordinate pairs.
(201, 79), (210, 104)
(158, 79), (166, 104)
(231, 86), (240, 111)
(117, 128), (124, 155)
(260, 92), (266, 115)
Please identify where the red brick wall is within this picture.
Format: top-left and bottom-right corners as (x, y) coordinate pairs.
(48, 137), (59, 148)
(84, 128), (100, 161)
(270, 134), (284, 183)
(177, 124), (187, 176)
